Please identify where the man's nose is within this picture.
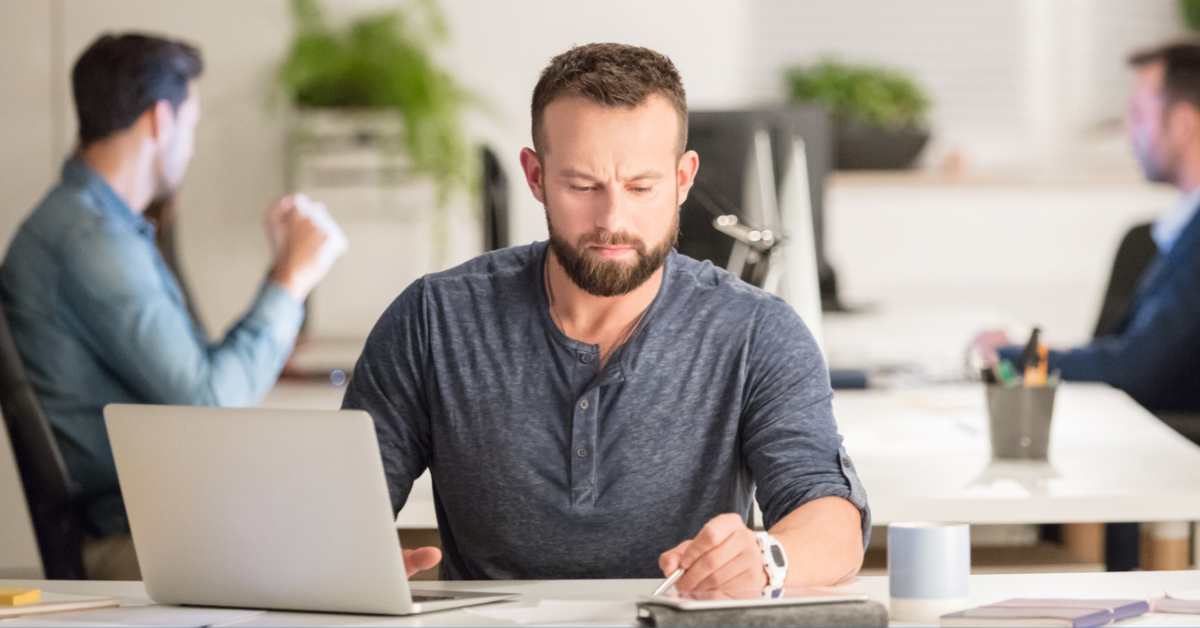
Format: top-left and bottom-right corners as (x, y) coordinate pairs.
(594, 188), (633, 233)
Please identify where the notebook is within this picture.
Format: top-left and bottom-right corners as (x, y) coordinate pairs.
(939, 598), (1150, 627)
(0, 592), (121, 619)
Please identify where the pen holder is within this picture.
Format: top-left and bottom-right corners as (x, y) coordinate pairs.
(985, 383), (1057, 460)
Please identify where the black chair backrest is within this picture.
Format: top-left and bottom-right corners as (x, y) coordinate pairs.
(0, 300), (87, 579)
(480, 146), (510, 252)
(1094, 223), (1157, 339)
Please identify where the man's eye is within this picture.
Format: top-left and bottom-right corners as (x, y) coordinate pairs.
(631, 187), (652, 193)
(570, 185), (593, 192)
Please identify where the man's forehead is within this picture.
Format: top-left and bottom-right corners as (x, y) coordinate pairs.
(539, 94), (680, 154)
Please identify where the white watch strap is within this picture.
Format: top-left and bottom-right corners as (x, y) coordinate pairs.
(755, 532), (788, 591)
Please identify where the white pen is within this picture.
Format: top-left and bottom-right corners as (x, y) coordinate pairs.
(652, 568), (685, 596)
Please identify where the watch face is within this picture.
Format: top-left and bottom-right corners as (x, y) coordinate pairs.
(770, 544), (786, 567)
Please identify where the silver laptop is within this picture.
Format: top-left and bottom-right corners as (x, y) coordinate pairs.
(104, 404), (515, 615)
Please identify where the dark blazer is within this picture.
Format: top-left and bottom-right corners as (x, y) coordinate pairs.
(1002, 207), (1200, 413)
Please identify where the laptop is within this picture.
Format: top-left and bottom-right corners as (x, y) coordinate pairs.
(104, 404), (515, 615)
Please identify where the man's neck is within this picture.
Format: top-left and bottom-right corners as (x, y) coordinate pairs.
(1177, 168), (1200, 195)
(76, 139), (156, 215)
(545, 249), (663, 346)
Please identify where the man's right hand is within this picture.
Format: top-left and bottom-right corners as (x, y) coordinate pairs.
(969, 329), (1011, 365)
(403, 546), (442, 577)
(267, 194), (347, 302)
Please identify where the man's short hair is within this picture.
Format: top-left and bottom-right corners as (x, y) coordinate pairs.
(1129, 41), (1200, 115)
(531, 43), (688, 157)
(72, 33), (203, 146)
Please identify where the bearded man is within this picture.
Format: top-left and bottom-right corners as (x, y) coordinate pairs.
(342, 43), (868, 593)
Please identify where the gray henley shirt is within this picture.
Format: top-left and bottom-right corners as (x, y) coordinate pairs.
(342, 241), (870, 580)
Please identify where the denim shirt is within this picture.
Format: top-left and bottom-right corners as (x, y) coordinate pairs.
(0, 159), (303, 536)
(343, 242), (870, 580)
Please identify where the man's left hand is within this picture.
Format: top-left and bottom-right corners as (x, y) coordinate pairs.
(658, 513), (766, 594)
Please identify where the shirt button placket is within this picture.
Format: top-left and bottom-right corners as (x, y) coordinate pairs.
(571, 389), (598, 508)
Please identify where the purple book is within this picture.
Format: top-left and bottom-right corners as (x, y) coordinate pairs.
(940, 598), (1150, 627)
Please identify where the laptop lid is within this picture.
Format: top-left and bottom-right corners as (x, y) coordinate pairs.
(105, 404), (419, 615)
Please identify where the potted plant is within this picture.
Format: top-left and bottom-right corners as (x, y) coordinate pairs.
(277, 0), (471, 206)
(784, 59), (931, 170)
(1182, 0), (1200, 31)
(275, 0), (475, 340)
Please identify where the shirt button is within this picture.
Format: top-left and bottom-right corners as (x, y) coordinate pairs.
(576, 447), (588, 458)
(580, 400), (589, 410)
(580, 353), (594, 364)
(842, 457), (851, 468)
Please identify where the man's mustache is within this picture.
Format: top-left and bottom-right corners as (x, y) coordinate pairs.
(577, 231), (647, 253)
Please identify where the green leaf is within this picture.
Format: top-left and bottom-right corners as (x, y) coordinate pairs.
(784, 58), (930, 128)
(278, 0), (472, 205)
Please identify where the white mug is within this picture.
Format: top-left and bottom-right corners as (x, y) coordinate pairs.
(888, 522), (970, 622)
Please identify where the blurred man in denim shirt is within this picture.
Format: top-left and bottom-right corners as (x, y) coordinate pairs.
(0, 33), (346, 579)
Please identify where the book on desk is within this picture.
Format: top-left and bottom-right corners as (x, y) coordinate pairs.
(940, 598), (1150, 627)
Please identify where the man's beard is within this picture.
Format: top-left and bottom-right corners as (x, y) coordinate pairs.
(546, 209), (679, 298)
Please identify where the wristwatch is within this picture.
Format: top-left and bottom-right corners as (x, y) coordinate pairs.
(755, 532), (788, 594)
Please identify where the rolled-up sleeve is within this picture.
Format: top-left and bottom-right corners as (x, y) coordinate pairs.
(741, 297), (871, 548)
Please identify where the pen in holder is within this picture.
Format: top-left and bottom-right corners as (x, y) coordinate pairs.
(985, 383), (1057, 460)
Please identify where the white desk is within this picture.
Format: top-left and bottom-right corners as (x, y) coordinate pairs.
(835, 383), (1200, 526)
(7, 571), (1200, 627)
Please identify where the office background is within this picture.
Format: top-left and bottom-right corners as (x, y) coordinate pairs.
(0, 0), (1187, 351)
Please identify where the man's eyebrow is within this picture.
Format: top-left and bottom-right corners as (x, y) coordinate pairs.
(557, 169), (666, 181)
(559, 169), (598, 180)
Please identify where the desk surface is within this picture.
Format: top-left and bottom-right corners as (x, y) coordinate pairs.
(7, 571), (1200, 627)
(836, 383), (1200, 525)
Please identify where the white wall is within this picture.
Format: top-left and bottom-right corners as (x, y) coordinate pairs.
(826, 176), (1177, 347)
(0, 0), (56, 251)
(745, 0), (1186, 167)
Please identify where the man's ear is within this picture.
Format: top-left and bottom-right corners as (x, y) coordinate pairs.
(149, 100), (175, 145)
(520, 147), (546, 204)
(1165, 100), (1198, 143)
(675, 150), (700, 206)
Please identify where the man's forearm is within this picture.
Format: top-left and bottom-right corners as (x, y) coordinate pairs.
(769, 495), (864, 587)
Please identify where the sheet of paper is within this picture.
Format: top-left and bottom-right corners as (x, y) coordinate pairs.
(1157, 593), (1200, 615)
(467, 599), (637, 627)
(1165, 589), (1200, 601)
(0, 605), (264, 627)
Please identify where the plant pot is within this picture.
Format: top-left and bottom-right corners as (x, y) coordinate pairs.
(834, 117), (930, 170)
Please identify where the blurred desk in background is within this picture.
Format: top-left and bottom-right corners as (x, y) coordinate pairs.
(835, 383), (1200, 570)
(822, 305), (1020, 384)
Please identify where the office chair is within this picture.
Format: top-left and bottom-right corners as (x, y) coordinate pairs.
(0, 300), (87, 579)
(1093, 223), (1156, 338)
(480, 146), (510, 252)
